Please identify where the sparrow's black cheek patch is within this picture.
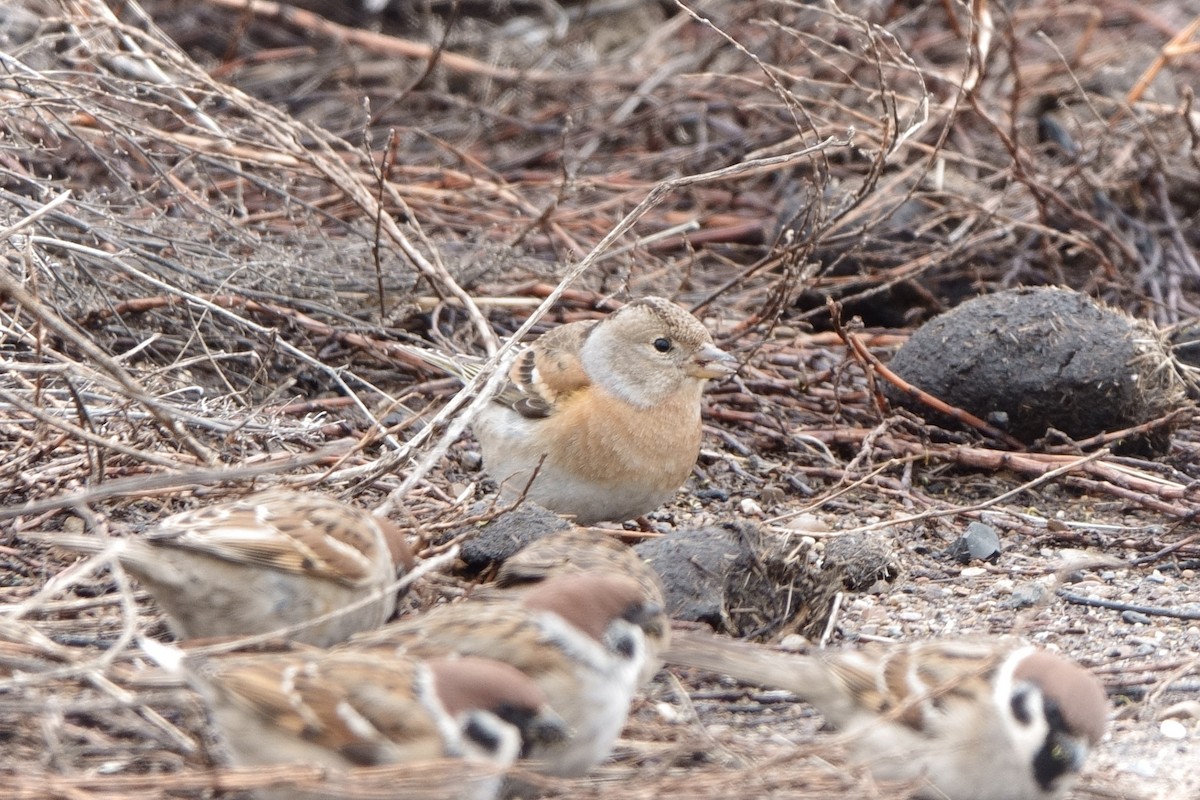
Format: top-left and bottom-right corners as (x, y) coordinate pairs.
(1028, 697), (1080, 790)
(463, 715), (505, 756)
(1010, 686), (1034, 726)
(1031, 733), (1075, 790)
(613, 632), (637, 659)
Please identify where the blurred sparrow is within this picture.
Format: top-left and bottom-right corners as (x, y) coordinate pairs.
(666, 631), (1107, 800)
(400, 296), (736, 523)
(142, 638), (568, 800)
(31, 490), (414, 647)
(485, 527), (669, 685)
(345, 572), (663, 777)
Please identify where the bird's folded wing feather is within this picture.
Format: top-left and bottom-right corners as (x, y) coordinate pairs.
(147, 506), (383, 585)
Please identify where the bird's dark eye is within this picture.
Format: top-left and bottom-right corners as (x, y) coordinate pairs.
(653, 337), (672, 353)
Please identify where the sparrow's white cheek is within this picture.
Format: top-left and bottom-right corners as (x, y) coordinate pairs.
(1005, 684), (1053, 762)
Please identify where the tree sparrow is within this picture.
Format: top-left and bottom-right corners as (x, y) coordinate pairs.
(142, 638), (568, 800)
(29, 490), (414, 646)
(665, 630), (1108, 800)
(484, 527), (669, 685)
(344, 572), (663, 777)
(399, 296), (736, 523)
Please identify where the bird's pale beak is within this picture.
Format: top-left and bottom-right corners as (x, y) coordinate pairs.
(689, 342), (738, 379)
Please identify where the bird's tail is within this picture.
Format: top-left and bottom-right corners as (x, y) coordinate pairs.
(664, 628), (832, 700)
(386, 342), (482, 383)
(20, 530), (112, 555)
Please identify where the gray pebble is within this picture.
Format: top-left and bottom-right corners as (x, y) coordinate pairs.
(946, 522), (1001, 563)
(1003, 581), (1048, 608)
(1122, 610), (1153, 625)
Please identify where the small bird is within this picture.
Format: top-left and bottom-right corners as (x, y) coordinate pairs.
(665, 631), (1107, 800)
(344, 572), (663, 777)
(486, 527), (669, 685)
(400, 296), (736, 524)
(28, 490), (414, 647)
(141, 638), (568, 800)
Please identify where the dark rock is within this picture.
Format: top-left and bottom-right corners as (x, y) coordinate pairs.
(453, 503), (573, 574)
(886, 286), (1186, 453)
(636, 524), (753, 629)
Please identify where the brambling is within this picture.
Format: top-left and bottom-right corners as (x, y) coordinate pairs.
(402, 296), (737, 524)
(141, 639), (567, 800)
(344, 572), (663, 777)
(666, 631), (1108, 800)
(29, 490), (414, 647)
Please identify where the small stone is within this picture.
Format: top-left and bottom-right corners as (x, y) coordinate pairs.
(785, 513), (829, 533)
(1159, 719), (1188, 740)
(898, 611), (923, 622)
(779, 634), (808, 651)
(654, 702), (681, 723)
(758, 485), (787, 506)
(946, 522), (1002, 563)
(1005, 581), (1048, 608)
(960, 566), (987, 578)
(739, 498), (764, 517)
(1122, 610), (1153, 625)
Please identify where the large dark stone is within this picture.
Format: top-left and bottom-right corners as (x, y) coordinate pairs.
(886, 287), (1186, 452)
